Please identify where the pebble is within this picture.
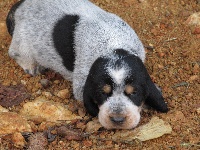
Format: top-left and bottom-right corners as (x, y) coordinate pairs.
(197, 108), (200, 115)
(21, 80), (27, 85)
(0, 106), (9, 112)
(28, 132), (48, 150)
(12, 132), (26, 148)
(193, 26), (200, 34)
(85, 119), (102, 133)
(186, 12), (200, 26)
(189, 75), (198, 81)
(78, 108), (86, 117)
(40, 79), (51, 88)
(42, 92), (53, 98)
(57, 89), (70, 99)
(158, 52), (165, 58)
(157, 64), (164, 69)
(0, 21), (8, 37)
(54, 80), (60, 84)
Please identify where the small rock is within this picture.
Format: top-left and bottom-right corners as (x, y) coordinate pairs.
(197, 108), (200, 115)
(83, 140), (93, 148)
(0, 21), (8, 37)
(158, 64), (164, 69)
(40, 79), (51, 88)
(85, 119), (102, 133)
(12, 132), (26, 148)
(28, 132), (48, 150)
(54, 80), (60, 84)
(111, 117), (172, 142)
(189, 75), (198, 81)
(186, 12), (200, 26)
(78, 108), (86, 117)
(57, 89), (70, 99)
(0, 112), (32, 135)
(158, 52), (165, 58)
(21, 80), (27, 85)
(42, 92), (53, 98)
(193, 26), (200, 34)
(193, 63), (199, 73)
(0, 105), (8, 112)
(20, 97), (81, 123)
(38, 122), (56, 131)
(166, 111), (186, 123)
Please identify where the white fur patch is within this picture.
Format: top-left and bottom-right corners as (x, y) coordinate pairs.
(108, 68), (126, 85)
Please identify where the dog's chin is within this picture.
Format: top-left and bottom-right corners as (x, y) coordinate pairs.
(98, 101), (141, 130)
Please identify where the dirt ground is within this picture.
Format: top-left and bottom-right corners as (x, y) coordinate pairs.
(0, 0), (199, 149)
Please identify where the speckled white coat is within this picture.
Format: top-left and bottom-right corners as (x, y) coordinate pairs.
(9, 0), (145, 101)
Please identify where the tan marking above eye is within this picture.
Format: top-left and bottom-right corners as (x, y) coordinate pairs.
(125, 85), (136, 95)
(103, 84), (112, 94)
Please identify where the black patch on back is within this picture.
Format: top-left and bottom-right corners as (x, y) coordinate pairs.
(6, 0), (26, 36)
(53, 15), (79, 72)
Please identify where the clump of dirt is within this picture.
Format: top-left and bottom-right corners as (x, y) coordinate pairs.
(0, 0), (199, 149)
(0, 84), (30, 107)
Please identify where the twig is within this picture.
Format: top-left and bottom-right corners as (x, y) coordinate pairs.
(165, 38), (177, 42)
(172, 82), (189, 88)
(181, 142), (200, 147)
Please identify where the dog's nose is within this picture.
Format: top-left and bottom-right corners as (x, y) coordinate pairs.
(110, 116), (125, 124)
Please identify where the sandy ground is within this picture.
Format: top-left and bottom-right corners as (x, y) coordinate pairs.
(0, 0), (199, 149)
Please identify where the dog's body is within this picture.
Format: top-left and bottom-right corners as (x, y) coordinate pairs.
(7, 0), (168, 129)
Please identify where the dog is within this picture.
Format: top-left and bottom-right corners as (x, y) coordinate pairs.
(6, 0), (168, 129)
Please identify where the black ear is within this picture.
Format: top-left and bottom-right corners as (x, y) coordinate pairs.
(83, 78), (99, 117)
(145, 74), (168, 112)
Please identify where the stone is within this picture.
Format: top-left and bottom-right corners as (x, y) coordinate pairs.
(40, 79), (51, 88)
(12, 132), (26, 148)
(28, 132), (48, 150)
(111, 117), (172, 142)
(20, 97), (81, 123)
(85, 119), (102, 133)
(0, 105), (8, 112)
(0, 112), (32, 135)
(57, 89), (70, 99)
(186, 12), (200, 26)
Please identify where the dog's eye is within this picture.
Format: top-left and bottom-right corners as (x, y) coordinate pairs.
(125, 85), (136, 95)
(103, 84), (112, 94)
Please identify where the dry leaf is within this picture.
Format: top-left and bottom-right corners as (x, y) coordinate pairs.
(56, 126), (83, 141)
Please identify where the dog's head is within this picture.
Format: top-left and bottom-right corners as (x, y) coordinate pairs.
(83, 49), (168, 129)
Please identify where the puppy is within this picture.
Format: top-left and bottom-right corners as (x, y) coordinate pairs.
(6, 0), (168, 129)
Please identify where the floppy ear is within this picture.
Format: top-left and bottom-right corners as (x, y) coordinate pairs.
(83, 78), (99, 117)
(145, 74), (168, 112)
